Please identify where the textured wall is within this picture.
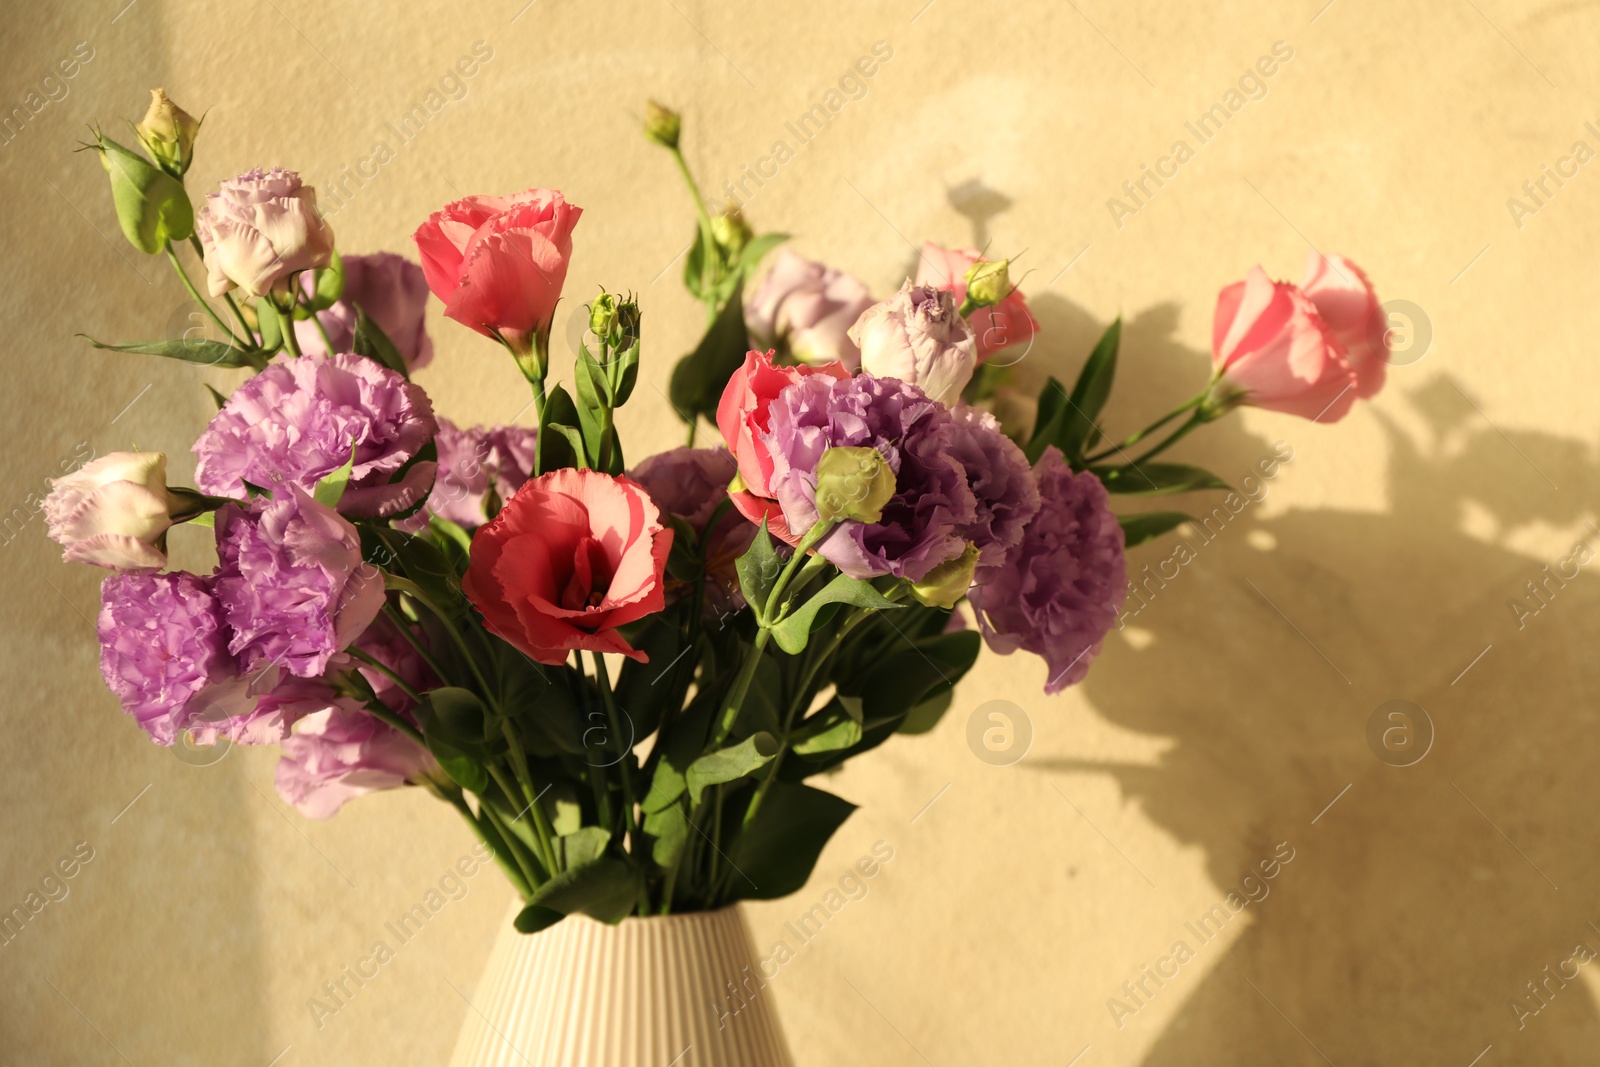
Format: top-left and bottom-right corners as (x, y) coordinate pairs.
(4, 1), (1599, 1064)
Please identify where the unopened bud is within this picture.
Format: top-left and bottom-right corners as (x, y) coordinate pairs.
(644, 100), (681, 149)
(813, 446), (895, 526)
(711, 208), (751, 258)
(910, 543), (979, 608)
(963, 257), (1012, 309)
(135, 88), (201, 177)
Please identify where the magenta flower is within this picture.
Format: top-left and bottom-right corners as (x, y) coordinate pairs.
(275, 700), (436, 818)
(295, 252), (434, 373)
(945, 406), (1041, 573)
(394, 419), (537, 532)
(97, 572), (256, 745)
(764, 373), (971, 582)
(213, 487), (386, 679)
(968, 448), (1126, 693)
(193, 353), (437, 518)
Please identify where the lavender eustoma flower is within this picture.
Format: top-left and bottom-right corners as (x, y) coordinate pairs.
(394, 418), (537, 532)
(97, 572), (255, 745)
(968, 447), (1126, 693)
(193, 352), (437, 518)
(629, 446), (757, 613)
(275, 699), (436, 819)
(213, 486), (385, 680)
(295, 252), (434, 373)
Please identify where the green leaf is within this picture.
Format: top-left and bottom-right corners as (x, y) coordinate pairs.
(612, 340), (641, 407)
(513, 904), (566, 935)
(1024, 375), (1069, 465)
(687, 732), (778, 805)
(204, 384), (229, 409)
(725, 782), (856, 901)
(90, 132), (192, 253)
(643, 805), (688, 869)
(735, 232), (788, 279)
(429, 739), (487, 794)
(682, 223), (713, 302)
(418, 687), (490, 752)
(535, 385), (584, 475)
(852, 630), (980, 725)
(310, 249), (345, 310)
(769, 572), (904, 655)
(526, 855), (641, 925)
(668, 279), (748, 425)
(640, 687), (718, 814)
(898, 688), (954, 735)
(312, 445), (356, 510)
(256, 299), (283, 354)
(352, 307), (407, 377)
(79, 334), (258, 369)
(557, 826), (611, 869)
(1120, 511), (1193, 548)
(368, 526), (469, 618)
(1092, 462), (1229, 496)
(573, 347), (621, 474)
(1029, 318), (1120, 463)
(734, 520), (782, 624)
(791, 700), (864, 756)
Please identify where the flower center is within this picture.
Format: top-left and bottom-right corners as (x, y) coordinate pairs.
(561, 535), (614, 613)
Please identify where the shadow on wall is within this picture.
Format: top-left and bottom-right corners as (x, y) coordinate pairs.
(1014, 283), (1600, 1063)
(0, 3), (272, 1064)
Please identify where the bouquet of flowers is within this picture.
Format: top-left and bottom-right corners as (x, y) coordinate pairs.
(49, 93), (1389, 930)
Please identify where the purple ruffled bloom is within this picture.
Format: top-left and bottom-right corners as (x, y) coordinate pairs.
(193, 352), (437, 518)
(97, 572), (255, 745)
(394, 419), (537, 532)
(275, 699), (437, 819)
(968, 447), (1126, 693)
(945, 405), (1040, 573)
(295, 252), (434, 373)
(213, 486), (386, 680)
(763, 373), (971, 582)
(629, 446), (757, 613)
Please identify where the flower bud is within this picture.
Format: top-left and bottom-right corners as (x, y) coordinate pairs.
(813, 446), (896, 526)
(135, 88), (201, 177)
(711, 207), (751, 258)
(590, 292), (618, 338)
(911, 543), (979, 609)
(963, 257), (1012, 309)
(84, 129), (194, 254)
(644, 100), (681, 149)
(44, 452), (183, 572)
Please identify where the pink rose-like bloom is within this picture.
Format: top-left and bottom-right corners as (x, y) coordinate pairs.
(213, 486), (386, 679)
(1299, 252), (1387, 399)
(850, 281), (978, 408)
(196, 167), (335, 298)
(1210, 266), (1358, 423)
(745, 249), (876, 369)
(715, 349), (848, 542)
(413, 189), (581, 356)
(45, 452), (178, 572)
(969, 448), (1125, 694)
(629, 446), (757, 614)
(394, 418), (538, 532)
(296, 252), (435, 373)
(275, 700), (436, 819)
(193, 353), (437, 518)
(916, 242), (1039, 363)
(462, 468), (673, 666)
(97, 572), (256, 745)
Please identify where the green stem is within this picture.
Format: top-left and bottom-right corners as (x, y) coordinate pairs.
(280, 308), (303, 356)
(432, 783), (534, 899)
(164, 242), (245, 348)
(763, 519), (835, 624)
(685, 420), (698, 448)
(382, 603), (453, 686)
(347, 647), (424, 707)
(480, 779), (547, 888)
(589, 652), (649, 915)
(498, 726), (561, 875)
(1128, 409), (1209, 465)
(401, 591), (501, 716)
(186, 235), (258, 344)
(1084, 393), (1207, 464)
(306, 296), (335, 353)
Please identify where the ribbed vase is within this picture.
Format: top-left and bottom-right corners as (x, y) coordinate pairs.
(448, 903), (794, 1067)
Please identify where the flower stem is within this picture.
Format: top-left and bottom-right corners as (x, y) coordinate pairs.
(480, 776), (548, 888)
(1084, 392), (1207, 464)
(430, 782), (534, 899)
(589, 652), (650, 915)
(382, 603), (453, 686)
(164, 242), (246, 348)
(1127, 409), (1210, 465)
(347, 647), (424, 707)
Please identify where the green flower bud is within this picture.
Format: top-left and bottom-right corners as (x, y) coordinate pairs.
(644, 100), (681, 149)
(910, 543), (979, 609)
(813, 446), (896, 526)
(590, 292), (618, 338)
(711, 207), (751, 258)
(963, 257), (1013, 308)
(134, 88), (201, 177)
(84, 128), (194, 255)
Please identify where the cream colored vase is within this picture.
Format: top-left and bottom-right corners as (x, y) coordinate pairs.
(448, 904), (795, 1067)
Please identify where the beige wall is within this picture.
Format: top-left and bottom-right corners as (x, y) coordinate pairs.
(5, 1), (1600, 1063)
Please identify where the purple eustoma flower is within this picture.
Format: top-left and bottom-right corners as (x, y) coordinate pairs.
(629, 446), (757, 614)
(394, 418), (537, 532)
(275, 700), (436, 818)
(295, 252), (434, 373)
(97, 572), (255, 745)
(968, 447), (1126, 693)
(213, 486), (386, 680)
(193, 352), (437, 518)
